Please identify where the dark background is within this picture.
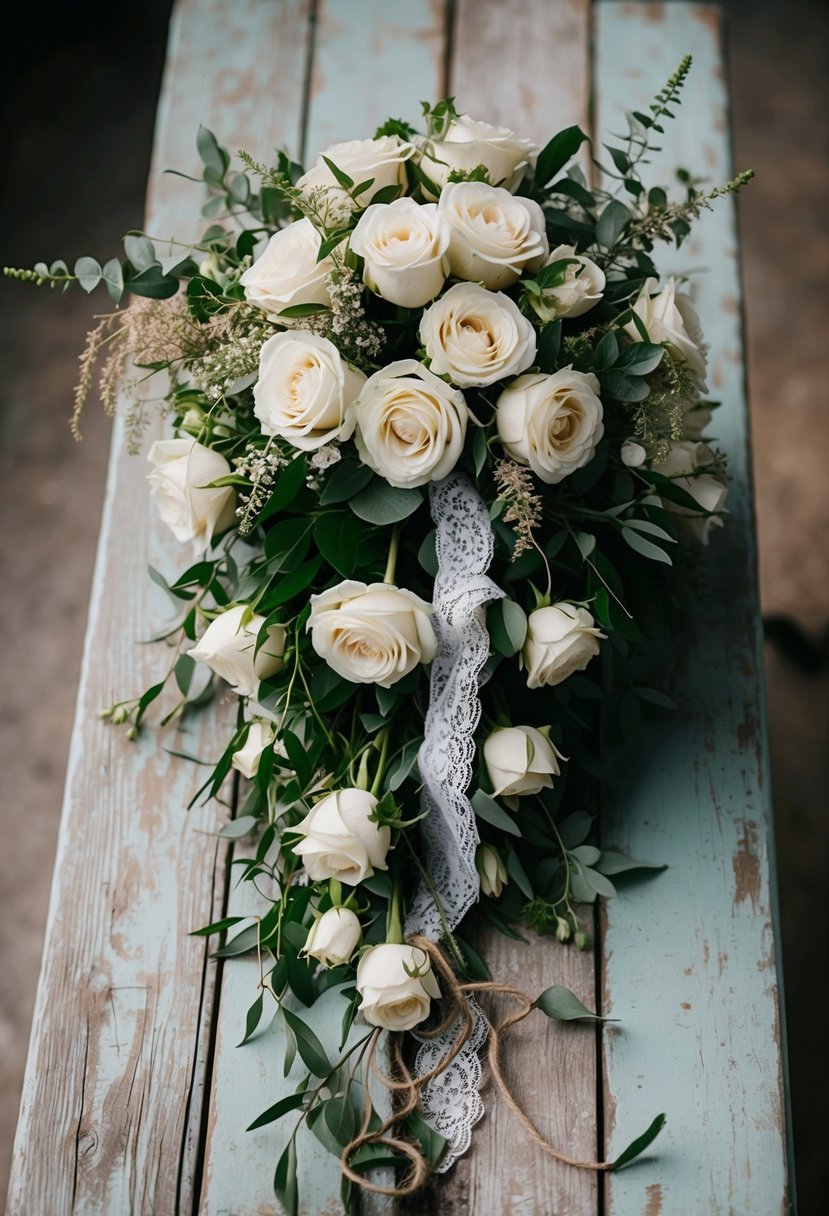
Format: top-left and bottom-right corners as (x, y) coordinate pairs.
(1, 1), (827, 1210)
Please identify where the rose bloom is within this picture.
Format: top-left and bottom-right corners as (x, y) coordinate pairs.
(496, 368), (604, 484)
(240, 218), (333, 319)
(416, 114), (536, 195)
(483, 725), (564, 798)
(653, 440), (728, 544)
(349, 197), (450, 308)
(437, 181), (548, 290)
(302, 907), (362, 967)
(253, 330), (365, 451)
(354, 359), (468, 488)
(291, 787), (390, 885)
(476, 845), (508, 897)
(189, 605), (286, 698)
(522, 604), (605, 689)
(147, 438), (236, 553)
(297, 135), (413, 220)
(530, 244), (606, 321)
(308, 579), (437, 688)
(624, 277), (709, 391)
(356, 943), (441, 1031)
(419, 282), (536, 388)
(231, 719), (276, 780)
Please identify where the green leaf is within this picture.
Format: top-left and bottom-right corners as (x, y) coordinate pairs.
(605, 144), (631, 174)
(593, 330), (619, 370)
(471, 789), (521, 837)
(197, 124), (228, 176)
(417, 529), (438, 576)
(190, 915), (245, 937)
(621, 526), (672, 565)
(247, 1090), (306, 1131)
(259, 456), (308, 523)
(321, 155), (355, 190)
(573, 531), (596, 560)
(595, 199), (631, 248)
(218, 815), (261, 839)
(315, 511), (364, 577)
(174, 653), (196, 696)
(126, 266), (179, 300)
(634, 686), (676, 710)
(319, 459), (374, 505)
(123, 234), (157, 271)
(407, 1110), (449, 1167)
(281, 1007), (331, 1076)
(73, 256), (102, 293)
(488, 598), (527, 657)
(534, 984), (604, 1021)
(557, 811), (593, 848)
(622, 518), (676, 544)
(506, 846), (533, 899)
(237, 991), (265, 1047)
(611, 1113), (667, 1170)
(600, 370), (649, 402)
(616, 342), (665, 376)
(102, 257), (124, 303)
(276, 302), (331, 319)
(274, 1138), (298, 1216)
(260, 556), (322, 609)
(214, 923), (261, 958)
(536, 320), (562, 372)
(350, 480), (423, 525)
(595, 849), (666, 877)
(535, 125), (589, 186)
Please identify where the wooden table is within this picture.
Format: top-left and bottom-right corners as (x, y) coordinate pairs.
(6, 2), (794, 1213)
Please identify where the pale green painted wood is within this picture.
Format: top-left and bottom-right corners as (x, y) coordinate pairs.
(595, 5), (791, 1214)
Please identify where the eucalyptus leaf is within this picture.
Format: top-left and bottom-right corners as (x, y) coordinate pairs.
(471, 789), (521, 837)
(247, 1089), (305, 1131)
(534, 984), (604, 1021)
(350, 480), (423, 525)
(611, 1113), (667, 1170)
(282, 1007), (331, 1076)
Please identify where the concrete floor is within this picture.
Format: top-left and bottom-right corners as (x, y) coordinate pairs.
(1, 1), (827, 1210)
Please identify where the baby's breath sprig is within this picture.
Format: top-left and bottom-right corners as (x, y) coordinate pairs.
(233, 439), (289, 534)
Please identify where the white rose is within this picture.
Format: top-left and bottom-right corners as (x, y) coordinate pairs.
(354, 359), (467, 488)
(231, 719), (276, 779)
(308, 579), (437, 688)
(240, 218), (333, 320)
(291, 787), (390, 885)
(419, 282), (537, 388)
(253, 330), (365, 451)
(624, 277), (708, 391)
(349, 197), (450, 308)
(438, 182), (548, 290)
(653, 440), (728, 544)
(302, 906), (362, 966)
(621, 439), (647, 468)
(682, 396), (713, 441)
(496, 368), (604, 484)
(483, 725), (564, 798)
(476, 845), (508, 898)
(356, 943), (441, 1031)
(297, 136), (413, 220)
(417, 115), (535, 195)
(147, 438), (236, 553)
(189, 605), (286, 697)
(522, 604), (605, 689)
(531, 244), (606, 321)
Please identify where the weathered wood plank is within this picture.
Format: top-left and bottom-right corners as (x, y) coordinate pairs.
(594, 5), (791, 1213)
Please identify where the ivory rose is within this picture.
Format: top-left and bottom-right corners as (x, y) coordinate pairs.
(653, 440), (728, 544)
(308, 580), (437, 688)
(147, 438), (237, 552)
(530, 244), (606, 321)
(356, 943), (441, 1031)
(353, 359), (468, 488)
(476, 845), (508, 898)
(522, 604), (605, 689)
(496, 368), (604, 484)
(231, 719), (276, 780)
(624, 277), (709, 391)
(240, 218), (333, 319)
(483, 725), (564, 798)
(418, 282), (536, 388)
(302, 907), (363, 966)
(291, 787), (390, 885)
(349, 197), (450, 308)
(189, 605), (286, 697)
(253, 330), (365, 451)
(417, 114), (536, 194)
(438, 181), (548, 290)
(297, 136), (413, 219)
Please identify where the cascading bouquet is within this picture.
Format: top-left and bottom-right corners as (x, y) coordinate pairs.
(7, 57), (751, 1211)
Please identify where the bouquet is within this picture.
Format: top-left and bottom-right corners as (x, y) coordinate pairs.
(7, 58), (751, 1211)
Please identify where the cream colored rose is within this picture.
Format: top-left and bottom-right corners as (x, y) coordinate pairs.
(653, 440), (728, 544)
(231, 720), (276, 779)
(476, 845), (508, 898)
(522, 604), (605, 689)
(417, 115), (535, 194)
(302, 906), (362, 966)
(189, 605), (286, 698)
(291, 787), (390, 885)
(356, 943), (441, 1031)
(354, 359), (468, 488)
(496, 368), (604, 485)
(253, 330), (364, 451)
(438, 181), (548, 290)
(483, 725), (564, 798)
(297, 136), (413, 220)
(419, 282), (536, 388)
(308, 580), (437, 688)
(240, 218), (333, 319)
(621, 439), (647, 468)
(624, 277), (708, 391)
(349, 197), (450, 308)
(147, 438), (236, 553)
(530, 244), (606, 321)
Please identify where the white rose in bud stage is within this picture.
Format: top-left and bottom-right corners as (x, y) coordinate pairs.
(240, 218), (333, 319)
(291, 787), (390, 885)
(419, 282), (536, 388)
(349, 197), (450, 308)
(653, 440), (728, 544)
(522, 604), (605, 689)
(476, 845), (508, 898)
(302, 906), (362, 966)
(189, 605), (286, 698)
(483, 725), (564, 798)
(354, 359), (468, 488)
(253, 330), (365, 451)
(531, 244), (606, 321)
(297, 136), (413, 219)
(417, 115), (536, 195)
(147, 438), (237, 553)
(624, 277), (709, 391)
(356, 943), (441, 1031)
(308, 580), (437, 688)
(620, 439), (647, 468)
(496, 368), (604, 485)
(231, 720), (276, 779)
(438, 182), (548, 290)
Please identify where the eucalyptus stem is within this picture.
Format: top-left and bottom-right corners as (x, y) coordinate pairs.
(383, 526), (401, 584)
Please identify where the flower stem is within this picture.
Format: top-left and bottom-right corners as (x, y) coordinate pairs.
(369, 727), (390, 797)
(387, 876), (404, 944)
(383, 526), (401, 584)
